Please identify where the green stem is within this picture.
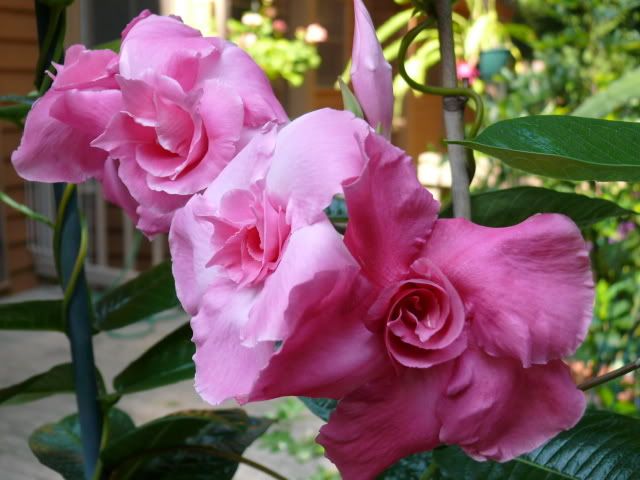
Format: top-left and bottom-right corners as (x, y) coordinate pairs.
(397, 21), (485, 138)
(54, 183), (102, 480)
(578, 358), (640, 391)
(0, 190), (54, 227)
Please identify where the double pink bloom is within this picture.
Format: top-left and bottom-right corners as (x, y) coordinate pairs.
(13, 10), (286, 236)
(13, 2), (594, 479)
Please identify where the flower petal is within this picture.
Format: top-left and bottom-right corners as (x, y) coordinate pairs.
(244, 219), (354, 343)
(318, 366), (451, 480)
(266, 108), (371, 229)
(344, 133), (439, 285)
(12, 94), (107, 183)
(101, 158), (139, 224)
(438, 346), (586, 461)
(424, 215), (594, 366)
(249, 264), (384, 401)
(192, 278), (274, 405)
(351, 0), (393, 137)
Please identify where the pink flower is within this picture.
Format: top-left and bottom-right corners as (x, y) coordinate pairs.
(168, 108), (371, 404)
(11, 45), (129, 205)
(272, 19), (288, 34)
(351, 0), (393, 138)
(92, 11), (287, 236)
(304, 23), (328, 44)
(457, 60), (479, 82)
(249, 134), (594, 479)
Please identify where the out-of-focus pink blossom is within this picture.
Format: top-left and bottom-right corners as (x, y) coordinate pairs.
(457, 60), (479, 82)
(251, 133), (594, 479)
(272, 19), (288, 34)
(305, 23), (328, 44)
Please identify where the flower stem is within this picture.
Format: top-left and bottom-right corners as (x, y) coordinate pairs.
(578, 358), (640, 391)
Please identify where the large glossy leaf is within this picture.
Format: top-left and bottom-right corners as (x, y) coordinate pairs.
(452, 116), (640, 181)
(434, 409), (640, 479)
(299, 397), (338, 422)
(0, 363), (74, 405)
(29, 408), (135, 480)
(0, 299), (64, 331)
(101, 409), (272, 480)
(93, 261), (181, 331)
(113, 322), (194, 395)
(573, 67), (640, 118)
(440, 187), (634, 228)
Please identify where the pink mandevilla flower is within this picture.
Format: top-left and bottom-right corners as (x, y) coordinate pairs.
(92, 11), (287, 236)
(168, 108), (372, 405)
(249, 132), (594, 479)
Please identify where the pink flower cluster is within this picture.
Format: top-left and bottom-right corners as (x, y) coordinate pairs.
(13, 2), (594, 479)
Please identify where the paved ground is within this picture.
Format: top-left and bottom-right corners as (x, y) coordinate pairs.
(0, 286), (334, 479)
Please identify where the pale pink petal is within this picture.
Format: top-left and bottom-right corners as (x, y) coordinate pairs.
(244, 219), (355, 343)
(49, 89), (122, 137)
(170, 193), (225, 316)
(12, 93), (107, 183)
(318, 366), (451, 480)
(116, 76), (157, 126)
(191, 278), (274, 404)
(53, 46), (118, 90)
(344, 133), (439, 285)
(424, 215), (594, 366)
(208, 38), (288, 126)
(266, 108), (371, 228)
(351, 0), (393, 137)
(438, 347), (586, 461)
(148, 80), (245, 195)
(101, 158), (138, 224)
(119, 13), (214, 80)
(249, 264), (385, 401)
(202, 123), (278, 206)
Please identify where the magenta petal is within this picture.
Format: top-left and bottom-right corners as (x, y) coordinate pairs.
(101, 158), (139, 224)
(12, 93), (108, 183)
(318, 366), (451, 480)
(249, 265), (384, 401)
(244, 219), (355, 343)
(266, 108), (371, 228)
(344, 133), (439, 285)
(438, 347), (586, 461)
(169, 193), (221, 316)
(424, 215), (594, 366)
(49, 89), (122, 136)
(119, 13), (213, 80)
(351, 0), (393, 137)
(192, 278), (274, 405)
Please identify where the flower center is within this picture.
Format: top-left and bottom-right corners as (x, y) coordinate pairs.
(380, 259), (467, 369)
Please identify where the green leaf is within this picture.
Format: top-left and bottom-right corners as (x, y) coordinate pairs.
(113, 322), (194, 395)
(299, 397), (338, 422)
(93, 261), (181, 331)
(338, 77), (365, 119)
(380, 452), (435, 479)
(440, 187), (634, 228)
(29, 408), (134, 480)
(451, 116), (640, 181)
(573, 67), (640, 118)
(434, 409), (640, 480)
(94, 38), (121, 52)
(0, 300), (65, 332)
(0, 363), (74, 405)
(101, 409), (272, 480)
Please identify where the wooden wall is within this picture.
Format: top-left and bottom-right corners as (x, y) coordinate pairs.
(0, 0), (38, 294)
